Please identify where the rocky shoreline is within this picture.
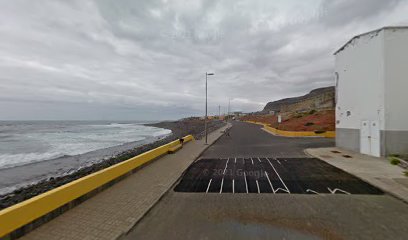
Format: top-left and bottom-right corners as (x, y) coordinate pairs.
(0, 119), (225, 210)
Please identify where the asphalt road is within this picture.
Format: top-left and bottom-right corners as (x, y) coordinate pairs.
(200, 121), (334, 158)
(123, 121), (408, 240)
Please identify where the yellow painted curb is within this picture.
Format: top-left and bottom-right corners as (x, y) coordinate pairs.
(0, 135), (194, 237)
(245, 121), (335, 138)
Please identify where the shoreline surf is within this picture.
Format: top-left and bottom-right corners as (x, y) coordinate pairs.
(0, 119), (225, 210)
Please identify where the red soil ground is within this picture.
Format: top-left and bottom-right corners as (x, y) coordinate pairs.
(241, 110), (335, 132)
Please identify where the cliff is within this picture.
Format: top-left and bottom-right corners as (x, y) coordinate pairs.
(262, 86), (335, 114)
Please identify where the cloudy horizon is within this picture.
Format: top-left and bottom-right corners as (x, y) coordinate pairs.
(1, 0), (408, 121)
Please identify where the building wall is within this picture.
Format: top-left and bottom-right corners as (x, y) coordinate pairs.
(383, 28), (408, 154)
(335, 31), (385, 152)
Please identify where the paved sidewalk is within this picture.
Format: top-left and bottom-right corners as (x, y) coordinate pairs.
(21, 124), (230, 240)
(306, 147), (408, 202)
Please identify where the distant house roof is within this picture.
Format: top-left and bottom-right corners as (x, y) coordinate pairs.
(334, 26), (408, 55)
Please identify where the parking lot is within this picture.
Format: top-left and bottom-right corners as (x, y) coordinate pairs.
(175, 157), (383, 194)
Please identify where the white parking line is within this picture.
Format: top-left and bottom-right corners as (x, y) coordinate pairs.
(206, 179), (212, 193)
(306, 189), (319, 195)
(327, 187), (351, 195)
(232, 179), (235, 193)
(243, 172), (249, 193)
(219, 178), (224, 194)
(257, 157), (261, 162)
(277, 160), (282, 165)
(255, 180), (260, 193)
(234, 158), (237, 163)
(266, 158), (291, 194)
(274, 188), (289, 193)
(251, 158), (254, 165)
(223, 158), (229, 174)
(264, 171), (275, 194)
(220, 159), (229, 194)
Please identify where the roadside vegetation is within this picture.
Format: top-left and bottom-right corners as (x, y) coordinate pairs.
(389, 157), (401, 165)
(388, 154), (408, 171)
(240, 110), (334, 132)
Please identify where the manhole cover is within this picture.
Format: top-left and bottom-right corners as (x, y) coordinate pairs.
(174, 158), (383, 195)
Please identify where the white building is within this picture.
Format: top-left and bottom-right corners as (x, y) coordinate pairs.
(334, 26), (408, 157)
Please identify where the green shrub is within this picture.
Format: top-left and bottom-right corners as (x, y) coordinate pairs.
(390, 154), (400, 158)
(404, 171), (408, 177)
(389, 157), (401, 165)
(304, 122), (314, 126)
(309, 109), (317, 115)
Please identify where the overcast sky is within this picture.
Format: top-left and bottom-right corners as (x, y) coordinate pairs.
(1, 0), (408, 120)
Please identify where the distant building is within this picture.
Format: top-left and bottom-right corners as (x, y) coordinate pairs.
(233, 111), (243, 117)
(268, 110), (276, 115)
(334, 26), (408, 157)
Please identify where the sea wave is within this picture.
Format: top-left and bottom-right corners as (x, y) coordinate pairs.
(0, 152), (67, 169)
(0, 122), (171, 170)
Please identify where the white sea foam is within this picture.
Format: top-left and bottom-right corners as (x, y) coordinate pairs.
(0, 121), (171, 169)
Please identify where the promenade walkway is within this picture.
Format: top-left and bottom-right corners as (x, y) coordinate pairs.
(306, 147), (408, 202)
(21, 124), (230, 240)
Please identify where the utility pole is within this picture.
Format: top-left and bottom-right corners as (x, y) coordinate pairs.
(228, 98), (231, 121)
(218, 105), (221, 119)
(205, 72), (214, 144)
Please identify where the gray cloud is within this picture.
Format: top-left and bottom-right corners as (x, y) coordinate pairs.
(1, 0), (408, 120)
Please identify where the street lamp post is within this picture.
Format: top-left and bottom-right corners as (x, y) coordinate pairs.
(205, 72), (214, 144)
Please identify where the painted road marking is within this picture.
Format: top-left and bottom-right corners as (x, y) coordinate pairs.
(223, 159), (229, 175)
(243, 172), (248, 193)
(264, 171), (275, 194)
(220, 158), (229, 194)
(255, 180), (260, 193)
(174, 158), (384, 194)
(266, 158), (290, 194)
(306, 189), (320, 195)
(206, 179), (212, 193)
(274, 188), (289, 193)
(328, 188), (351, 195)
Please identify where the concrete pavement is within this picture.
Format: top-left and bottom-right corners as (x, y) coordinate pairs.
(124, 192), (408, 240)
(124, 121), (408, 240)
(306, 147), (408, 203)
(19, 124), (230, 240)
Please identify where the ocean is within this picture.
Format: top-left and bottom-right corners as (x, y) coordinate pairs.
(0, 121), (171, 169)
(0, 121), (172, 194)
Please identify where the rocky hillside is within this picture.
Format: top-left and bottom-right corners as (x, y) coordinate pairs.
(241, 110), (335, 131)
(262, 86), (335, 114)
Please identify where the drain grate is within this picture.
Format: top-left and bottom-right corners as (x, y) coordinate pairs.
(174, 158), (383, 195)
